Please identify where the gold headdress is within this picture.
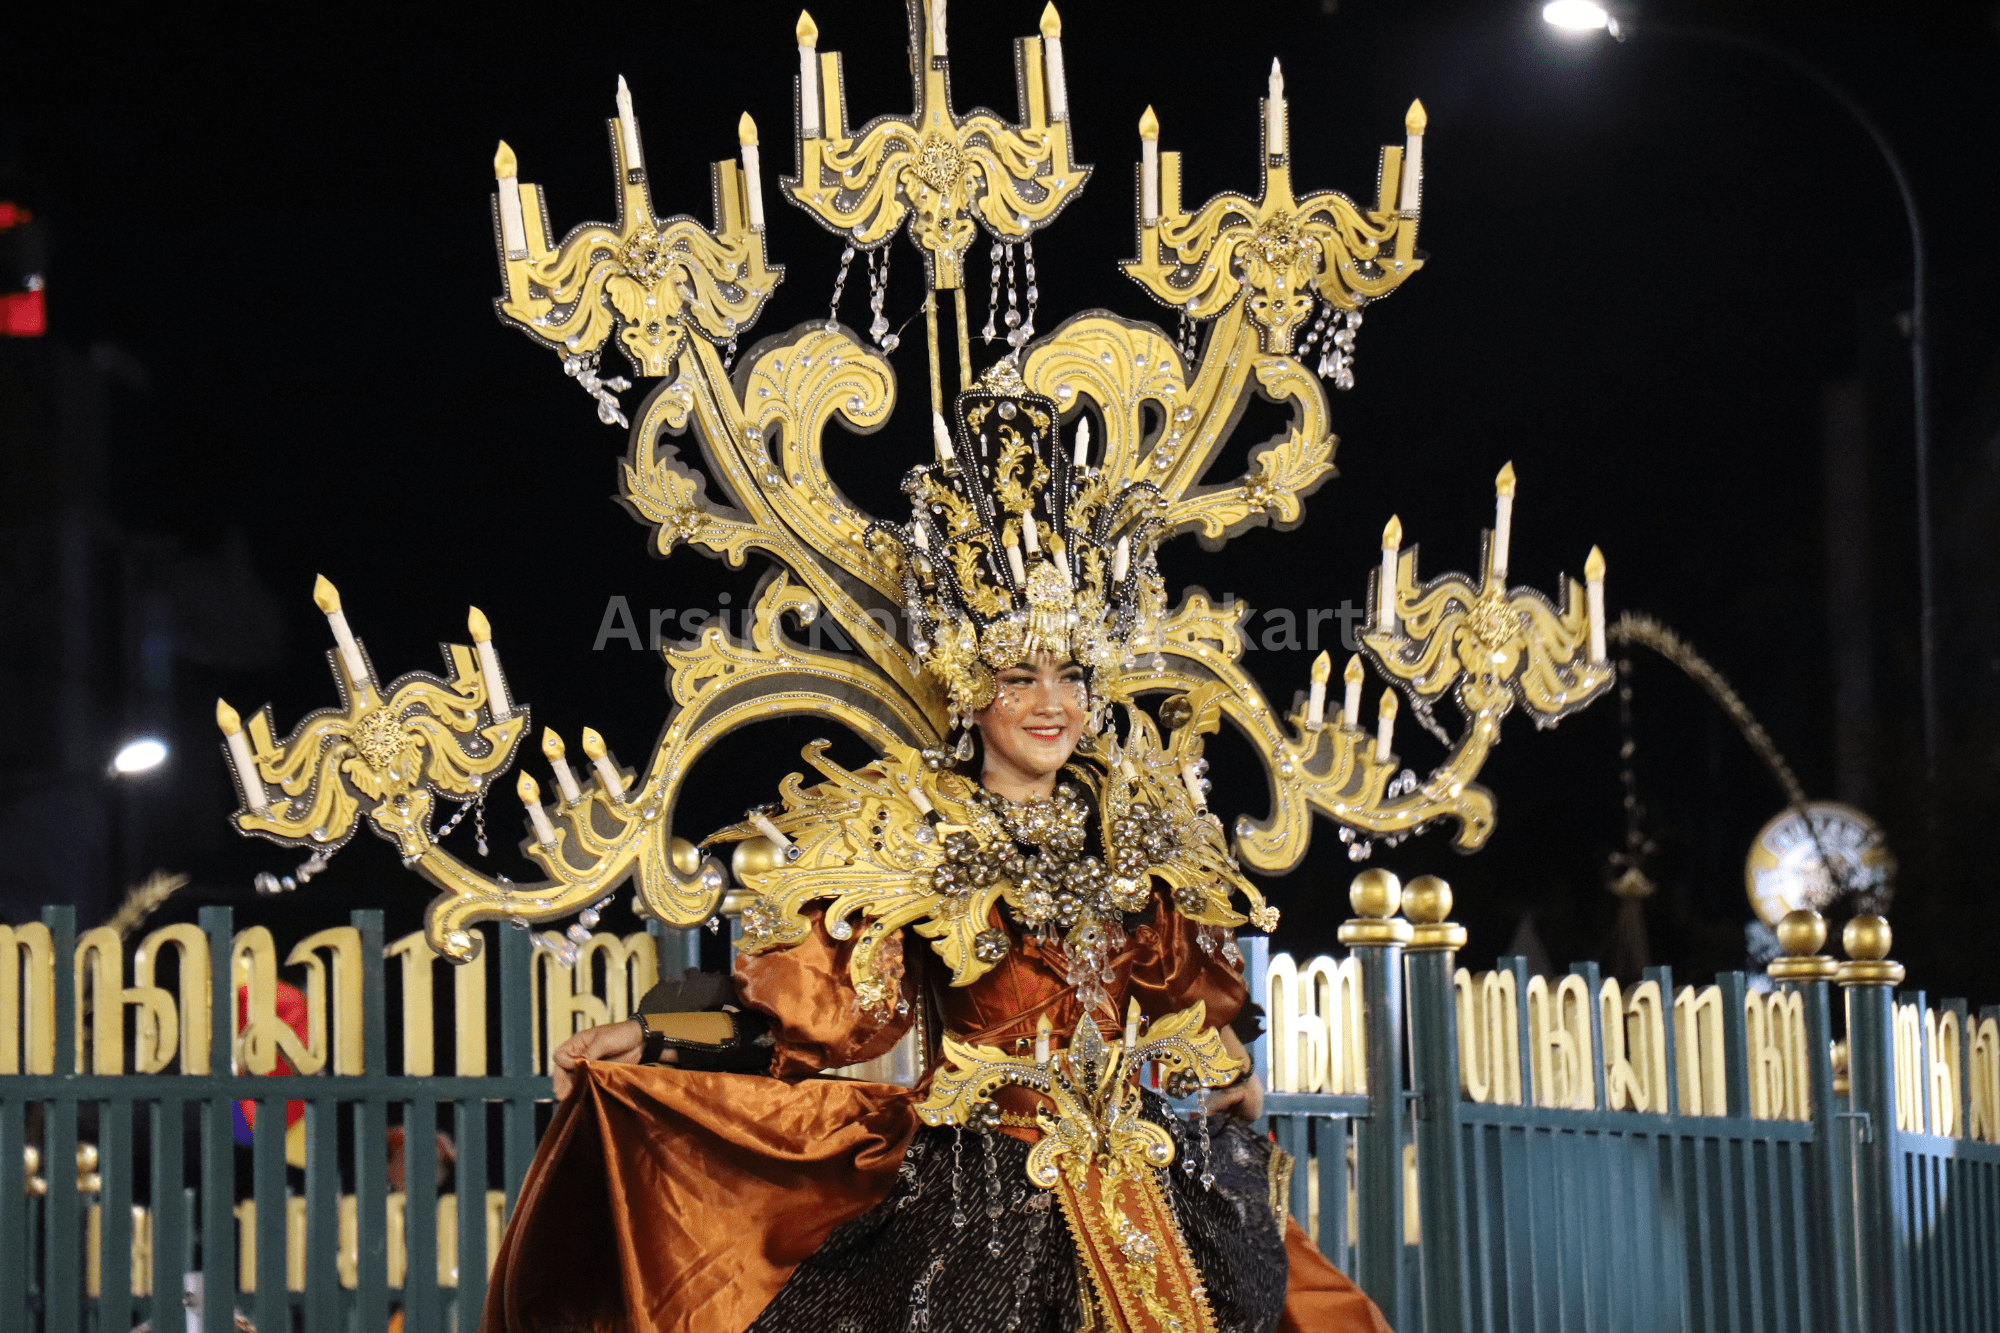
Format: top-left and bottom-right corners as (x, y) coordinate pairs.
(877, 360), (1168, 718)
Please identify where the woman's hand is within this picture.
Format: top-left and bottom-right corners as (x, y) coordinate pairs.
(550, 1018), (672, 1100)
(1206, 1024), (1265, 1123)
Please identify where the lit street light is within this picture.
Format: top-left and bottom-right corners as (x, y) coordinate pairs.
(111, 738), (168, 775)
(1542, 2), (1622, 38)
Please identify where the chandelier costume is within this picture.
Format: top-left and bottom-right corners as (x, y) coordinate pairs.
(483, 370), (1391, 1332)
(218, 6), (1618, 1332)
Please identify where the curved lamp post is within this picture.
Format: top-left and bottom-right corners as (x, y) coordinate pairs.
(1543, 1), (1938, 777)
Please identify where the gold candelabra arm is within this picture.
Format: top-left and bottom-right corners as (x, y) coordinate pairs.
(490, 89), (783, 398)
(780, 6), (1090, 293)
(1119, 95), (1423, 355)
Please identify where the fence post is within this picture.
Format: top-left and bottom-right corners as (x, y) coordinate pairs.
(41, 905), (79, 1333)
(1768, 908), (1856, 1333)
(1403, 876), (1467, 1333)
(1837, 913), (1911, 1333)
(198, 905), (235, 1333)
(1338, 868), (1411, 1328)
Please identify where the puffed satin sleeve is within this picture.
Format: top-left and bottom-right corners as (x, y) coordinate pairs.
(1125, 894), (1249, 1030)
(734, 907), (917, 1080)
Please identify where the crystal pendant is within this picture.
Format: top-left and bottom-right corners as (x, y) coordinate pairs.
(955, 729), (976, 762)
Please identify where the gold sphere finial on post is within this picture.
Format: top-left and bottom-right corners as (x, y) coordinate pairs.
(1349, 868), (1402, 919)
(1403, 874), (1467, 952)
(1836, 913), (1904, 987)
(1401, 875), (1451, 924)
(1776, 908), (1827, 957)
(1339, 869), (1413, 947)
(1843, 914), (1891, 962)
(1768, 907), (1837, 981)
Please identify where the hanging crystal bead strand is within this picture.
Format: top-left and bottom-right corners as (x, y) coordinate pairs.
(950, 1127), (967, 1228)
(869, 247), (900, 351)
(1197, 1087), (1215, 1189)
(983, 1131), (1004, 1256)
(1002, 244), (1023, 350)
(1298, 298), (1332, 366)
(1018, 239), (1038, 345)
(982, 242), (1002, 343)
(826, 244), (856, 333)
(1178, 311), (1198, 370)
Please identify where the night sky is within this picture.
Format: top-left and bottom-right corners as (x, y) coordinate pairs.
(4, 0), (1998, 1002)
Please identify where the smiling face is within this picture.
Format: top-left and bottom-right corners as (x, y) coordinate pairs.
(973, 655), (1088, 802)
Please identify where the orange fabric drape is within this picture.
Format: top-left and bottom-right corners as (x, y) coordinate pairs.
(483, 1063), (917, 1333)
(1275, 1216), (1395, 1333)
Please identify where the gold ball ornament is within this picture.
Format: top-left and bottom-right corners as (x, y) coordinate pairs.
(670, 836), (702, 876)
(1401, 875), (1452, 925)
(1349, 868), (1402, 920)
(1843, 914), (1892, 962)
(1775, 908), (1827, 957)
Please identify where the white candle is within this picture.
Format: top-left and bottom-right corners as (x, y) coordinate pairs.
(797, 11), (821, 137)
(1035, 1013), (1052, 1065)
(494, 142), (527, 258)
(1377, 516), (1402, 635)
(749, 811), (794, 852)
(913, 523), (930, 552)
(542, 729), (582, 806)
(1492, 461), (1516, 584)
(1006, 543), (1028, 587)
(1400, 99), (1426, 213)
(1041, 5), (1068, 120)
(1022, 514), (1040, 554)
(518, 772), (557, 846)
(313, 575), (370, 688)
(580, 727), (625, 800)
(1072, 416), (1091, 470)
(1375, 689), (1397, 763)
(1112, 535), (1130, 583)
(616, 76), (644, 171)
(1139, 107), (1160, 225)
(1267, 59), (1286, 155)
(901, 773), (934, 815)
(1181, 760), (1206, 808)
(929, 0), (947, 57)
(739, 114), (765, 230)
(932, 410), (955, 466)
(1307, 651), (1330, 728)
(1585, 546), (1608, 665)
(467, 606), (513, 718)
(1343, 654), (1364, 728)
(216, 699), (268, 813)
(1125, 998), (1141, 1050)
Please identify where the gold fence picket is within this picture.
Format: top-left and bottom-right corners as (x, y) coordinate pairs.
(1453, 969), (1520, 1106)
(1673, 984), (1728, 1116)
(1526, 974), (1593, 1109)
(1970, 1017), (2000, 1144)
(0, 920), (55, 1074)
(1264, 951), (1366, 1095)
(1601, 978), (1668, 1113)
(131, 922), (211, 1073)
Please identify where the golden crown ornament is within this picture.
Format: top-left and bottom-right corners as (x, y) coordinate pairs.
(220, 1), (1619, 960)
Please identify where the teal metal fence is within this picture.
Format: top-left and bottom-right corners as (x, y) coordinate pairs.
(3, 881), (1997, 1331)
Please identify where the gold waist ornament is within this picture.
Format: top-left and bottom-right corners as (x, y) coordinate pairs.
(915, 1003), (1239, 1333)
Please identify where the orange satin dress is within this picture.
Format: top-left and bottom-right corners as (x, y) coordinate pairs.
(482, 900), (1390, 1333)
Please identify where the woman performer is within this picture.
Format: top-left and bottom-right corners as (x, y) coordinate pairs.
(483, 367), (1390, 1333)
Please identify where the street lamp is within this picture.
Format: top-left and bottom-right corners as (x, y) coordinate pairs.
(1542, 7), (1938, 779)
(1542, 2), (1622, 38)
(111, 737), (168, 775)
